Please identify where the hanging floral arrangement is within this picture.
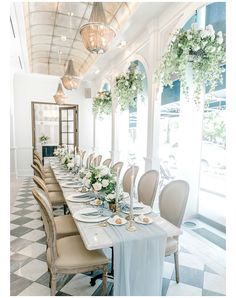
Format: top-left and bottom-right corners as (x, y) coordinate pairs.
(92, 90), (112, 117)
(115, 61), (146, 111)
(157, 23), (225, 105)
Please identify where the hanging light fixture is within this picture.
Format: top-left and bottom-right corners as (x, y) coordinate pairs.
(61, 59), (79, 90)
(80, 2), (116, 54)
(53, 83), (66, 104)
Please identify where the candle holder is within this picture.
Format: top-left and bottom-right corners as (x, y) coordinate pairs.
(126, 216), (137, 232)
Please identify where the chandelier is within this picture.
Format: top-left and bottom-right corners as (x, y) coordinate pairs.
(80, 2), (116, 54)
(53, 83), (66, 104)
(61, 59), (79, 90)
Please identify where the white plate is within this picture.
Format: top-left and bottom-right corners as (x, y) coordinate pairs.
(107, 217), (127, 226)
(123, 192), (130, 199)
(73, 212), (110, 223)
(57, 176), (73, 181)
(122, 204), (152, 215)
(76, 207), (99, 215)
(66, 194), (95, 203)
(61, 181), (81, 188)
(134, 216), (153, 225)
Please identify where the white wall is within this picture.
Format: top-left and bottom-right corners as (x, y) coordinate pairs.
(12, 72), (93, 176)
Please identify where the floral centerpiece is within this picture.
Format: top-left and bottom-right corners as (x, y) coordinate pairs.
(82, 165), (118, 206)
(39, 135), (49, 145)
(92, 91), (112, 117)
(61, 154), (74, 169)
(157, 23), (225, 105)
(115, 61), (145, 111)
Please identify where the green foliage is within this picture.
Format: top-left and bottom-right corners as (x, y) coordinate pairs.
(202, 111), (226, 148)
(92, 91), (112, 118)
(39, 135), (49, 143)
(157, 23), (225, 106)
(115, 61), (146, 111)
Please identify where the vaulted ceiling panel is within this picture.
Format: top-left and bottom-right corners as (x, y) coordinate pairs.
(24, 2), (139, 76)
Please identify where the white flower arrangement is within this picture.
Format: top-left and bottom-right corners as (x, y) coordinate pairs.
(115, 61), (145, 111)
(83, 166), (117, 202)
(92, 91), (112, 118)
(157, 23), (225, 106)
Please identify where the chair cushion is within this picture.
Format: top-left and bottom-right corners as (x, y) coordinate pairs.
(47, 184), (61, 192)
(47, 235), (109, 270)
(44, 172), (55, 178)
(48, 191), (65, 205)
(54, 215), (78, 238)
(44, 166), (52, 173)
(165, 237), (178, 256)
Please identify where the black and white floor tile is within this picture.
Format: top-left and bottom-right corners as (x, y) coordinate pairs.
(10, 177), (226, 296)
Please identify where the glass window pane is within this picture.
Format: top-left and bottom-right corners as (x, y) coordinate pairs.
(68, 109), (74, 121)
(61, 110), (67, 121)
(68, 133), (74, 144)
(68, 121), (74, 132)
(62, 133), (67, 144)
(62, 122), (67, 133)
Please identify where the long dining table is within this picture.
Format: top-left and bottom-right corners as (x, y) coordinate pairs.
(48, 157), (182, 296)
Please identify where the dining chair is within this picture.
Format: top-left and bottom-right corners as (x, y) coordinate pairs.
(32, 188), (108, 296)
(33, 150), (53, 174)
(111, 161), (124, 176)
(31, 164), (61, 192)
(33, 158), (55, 179)
(92, 155), (102, 167)
(32, 176), (78, 238)
(32, 175), (66, 213)
(102, 158), (112, 167)
(159, 180), (189, 283)
(137, 170), (159, 208)
(122, 166), (139, 196)
(86, 153), (94, 169)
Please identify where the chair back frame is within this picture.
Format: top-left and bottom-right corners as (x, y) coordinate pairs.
(137, 170), (159, 207)
(122, 166), (139, 195)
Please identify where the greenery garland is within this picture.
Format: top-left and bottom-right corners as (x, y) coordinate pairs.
(115, 61), (145, 111)
(92, 90), (112, 117)
(157, 23), (225, 106)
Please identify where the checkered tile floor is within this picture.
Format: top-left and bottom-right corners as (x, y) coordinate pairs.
(10, 177), (226, 296)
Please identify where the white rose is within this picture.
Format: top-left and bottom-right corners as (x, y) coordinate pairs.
(86, 172), (91, 178)
(200, 29), (209, 39)
(93, 182), (102, 191)
(216, 36), (223, 44)
(102, 179), (109, 187)
(83, 177), (91, 188)
(100, 166), (110, 176)
(125, 81), (129, 86)
(205, 24), (215, 37)
(67, 162), (74, 169)
(106, 193), (116, 202)
(217, 31), (223, 38)
(132, 85), (136, 91)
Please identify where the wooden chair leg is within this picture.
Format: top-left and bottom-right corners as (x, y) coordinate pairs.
(50, 273), (57, 296)
(174, 251), (180, 283)
(102, 265), (107, 296)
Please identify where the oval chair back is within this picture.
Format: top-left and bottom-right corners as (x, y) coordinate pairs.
(32, 175), (50, 198)
(86, 153), (94, 169)
(102, 159), (112, 167)
(159, 180), (189, 227)
(31, 164), (44, 180)
(122, 166), (139, 196)
(138, 170), (159, 208)
(92, 155), (102, 167)
(111, 161), (124, 176)
(33, 158), (45, 176)
(32, 188), (58, 263)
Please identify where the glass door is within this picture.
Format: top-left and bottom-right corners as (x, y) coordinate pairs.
(59, 106), (78, 151)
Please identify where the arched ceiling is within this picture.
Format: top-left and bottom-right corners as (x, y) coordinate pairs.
(23, 2), (138, 77)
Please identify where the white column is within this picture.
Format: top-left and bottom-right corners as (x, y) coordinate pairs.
(110, 78), (120, 163)
(176, 64), (204, 219)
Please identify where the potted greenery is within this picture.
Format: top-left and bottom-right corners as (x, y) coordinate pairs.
(115, 61), (145, 111)
(39, 135), (49, 145)
(92, 90), (112, 118)
(157, 23), (225, 106)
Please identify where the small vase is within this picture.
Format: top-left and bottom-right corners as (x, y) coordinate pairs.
(109, 203), (116, 213)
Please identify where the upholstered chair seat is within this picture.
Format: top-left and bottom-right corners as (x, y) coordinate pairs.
(47, 183), (61, 192)
(47, 235), (108, 270)
(165, 237), (178, 256)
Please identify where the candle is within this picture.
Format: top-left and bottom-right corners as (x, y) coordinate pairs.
(115, 168), (120, 205)
(74, 146), (77, 155)
(130, 164), (135, 218)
